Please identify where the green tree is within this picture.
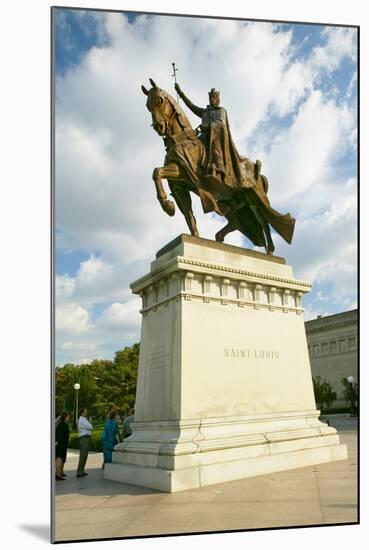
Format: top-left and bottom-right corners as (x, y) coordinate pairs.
(55, 344), (140, 419)
(55, 363), (101, 419)
(341, 377), (358, 417)
(312, 375), (337, 411)
(88, 359), (115, 417)
(112, 343), (139, 413)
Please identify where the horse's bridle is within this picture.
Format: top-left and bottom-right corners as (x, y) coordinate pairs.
(151, 94), (185, 137)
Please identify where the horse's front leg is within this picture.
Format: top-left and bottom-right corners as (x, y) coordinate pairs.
(152, 163), (180, 217)
(169, 181), (199, 238)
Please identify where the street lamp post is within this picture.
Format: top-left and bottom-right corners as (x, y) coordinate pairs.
(73, 383), (80, 430)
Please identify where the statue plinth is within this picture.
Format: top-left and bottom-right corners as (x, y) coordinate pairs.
(104, 235), (347, 492)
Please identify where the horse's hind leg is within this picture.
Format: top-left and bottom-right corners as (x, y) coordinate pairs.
(264, 224), (275, 255)
(169, 182), (199, 237)
(215, 220), (237, 242)
(215, 206), (239, 242)
(250, 205), (275, 254)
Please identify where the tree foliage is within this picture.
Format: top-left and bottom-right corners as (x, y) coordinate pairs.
(55, 344), (139, 418)
(312, 375), (337, 410)
(341, 377), (358, 416)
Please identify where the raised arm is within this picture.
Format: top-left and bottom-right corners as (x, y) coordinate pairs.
(175, 83), (205, 118)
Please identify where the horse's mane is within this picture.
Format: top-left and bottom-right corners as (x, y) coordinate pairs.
(160, 89), (192, 130)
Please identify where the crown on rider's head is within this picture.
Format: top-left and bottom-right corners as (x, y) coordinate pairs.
(208, 88), (220, 98)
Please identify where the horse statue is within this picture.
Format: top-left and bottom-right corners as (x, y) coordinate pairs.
(141, 78), (295, 254)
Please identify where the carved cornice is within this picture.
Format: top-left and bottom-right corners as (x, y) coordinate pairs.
(140, 291), (304, 315)
(138, 269), (305, 316)
(131, 255), (312, 294)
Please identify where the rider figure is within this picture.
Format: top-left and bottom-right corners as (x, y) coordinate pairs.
(175, 83), (234, 187)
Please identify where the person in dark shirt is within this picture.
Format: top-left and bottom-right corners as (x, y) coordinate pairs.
(55, 411), (70, 480)
(122, 408), (135, 439)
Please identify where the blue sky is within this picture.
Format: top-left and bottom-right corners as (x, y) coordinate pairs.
(54, 8), (357, 366)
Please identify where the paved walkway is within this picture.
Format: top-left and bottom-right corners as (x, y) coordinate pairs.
(54, 415), (358, 542)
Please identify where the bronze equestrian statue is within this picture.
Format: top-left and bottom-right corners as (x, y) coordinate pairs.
(141, 78), (295, 254)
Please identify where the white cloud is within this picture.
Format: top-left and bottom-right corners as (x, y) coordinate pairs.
(78, 254), (112, 284)
(55, 13), (357, 364)
(55, 302), (91, 335)
(61, 341), (96, 351)
(310, 27), (357, 72)
(56, 297), (142, 366)
(276, 177), (357, 314)
(271, 61), (312, 117)
(95, 299), (141, 334)
(255, 90), (355, 214)
(56, 253), (141, 307)
(56, 273), (76, 299)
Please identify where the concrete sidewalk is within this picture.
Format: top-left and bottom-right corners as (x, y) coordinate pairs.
(54, 415), (358, 542)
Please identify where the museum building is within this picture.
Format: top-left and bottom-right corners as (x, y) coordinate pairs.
(305, 309), (358, 407)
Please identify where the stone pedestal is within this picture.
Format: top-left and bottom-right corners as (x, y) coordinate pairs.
(104, 234), (347, 492)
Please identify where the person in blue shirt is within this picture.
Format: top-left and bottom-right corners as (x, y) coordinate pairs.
(101, 410), (120, 468)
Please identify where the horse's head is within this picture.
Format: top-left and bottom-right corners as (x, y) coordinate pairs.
(141, 78), (188, 137)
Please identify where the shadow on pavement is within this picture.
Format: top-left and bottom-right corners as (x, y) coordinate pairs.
(55, 467), (162, 497)
(320, 416), (358, 433)
(18, 524), (50, 542)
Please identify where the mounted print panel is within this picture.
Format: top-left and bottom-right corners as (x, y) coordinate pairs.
(52, 6), (358, 544)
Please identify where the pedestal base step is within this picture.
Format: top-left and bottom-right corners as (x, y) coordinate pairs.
(104, 441), (347, 493)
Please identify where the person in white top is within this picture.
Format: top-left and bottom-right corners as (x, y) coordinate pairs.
(76, 408), (93, 477)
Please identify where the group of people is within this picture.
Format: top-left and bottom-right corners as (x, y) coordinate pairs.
(55, 405), (135, 480)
